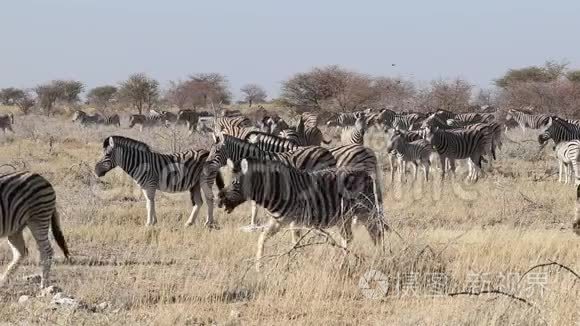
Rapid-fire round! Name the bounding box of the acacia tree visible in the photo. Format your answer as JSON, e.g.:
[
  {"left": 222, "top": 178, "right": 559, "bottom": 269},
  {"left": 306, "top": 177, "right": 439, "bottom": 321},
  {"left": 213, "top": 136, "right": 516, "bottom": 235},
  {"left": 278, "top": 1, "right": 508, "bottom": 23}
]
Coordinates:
[
  {"left": 424, "top": 78, "right": 472, "bottom": 112},
  {"left": 87, "top": 85, "right": 117, "bottom": 109},
  {"left": 117, "top": 73, "right": 159, "bottom": 114},
  {"left": 240, "top": 84, "right": 267, "bottom": 107},
  {"left": 0, "top": 87, "right": 35, "bottom": 114},
  {"left": 281, "top": 65, "right": 379, "bottom": 112},
  {"left": 166, "top": 73, "right": 231, "bottom": 109},
  {"left": 34, "top": 82, "right": 63, "bottom": 115}
]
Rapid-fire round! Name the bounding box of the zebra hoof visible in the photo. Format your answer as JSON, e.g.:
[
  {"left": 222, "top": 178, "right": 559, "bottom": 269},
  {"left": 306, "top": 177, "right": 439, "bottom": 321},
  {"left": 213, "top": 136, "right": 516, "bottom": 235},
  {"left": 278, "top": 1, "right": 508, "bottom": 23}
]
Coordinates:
[
  {"left": 573, "top": 221, "right": 580, "bottom": 236},
  {"left": 204, "top": 222, "right": 221, "bottom": 230}
]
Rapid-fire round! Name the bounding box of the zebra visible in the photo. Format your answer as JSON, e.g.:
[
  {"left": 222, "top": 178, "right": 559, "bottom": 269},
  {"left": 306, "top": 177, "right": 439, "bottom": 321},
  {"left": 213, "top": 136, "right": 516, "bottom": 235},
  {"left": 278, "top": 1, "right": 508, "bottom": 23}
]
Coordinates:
[
  {"left": 283, "top": 117, "right": 330, "bottom": 146},
  {"left": 217, "top": 158, "right": 387, "bottom": 270},
  {"left": 94, "top": 136, "right": 224, "bottom": 227},
  {"left": 216, "top": 116, "right": 255, "bottom": 138},
  {"left": 553, "top": 140, "right": 580, "bottom": 185},
  {"left": 425, "top": 126, "right": 492, "bottom": 182},
  {"left": 206, "top": 132, "right": 337, "bottom": 228},
  {"left": 72, "top": 110, "right": 120, "bottom": 127},
  {"left": 72, "top": 110, "right": 102, "bottom": 126},
  {"left": 301, "top": 112, "right": 319, "bottom": 128},
  {"left": 386, "top": 133, "right": 433, "bottom": 183},
  {"left": 0, "top": 171, "right": 69, "bottom": 288},
  {"left": 538, "top": 117, "right": 580, "bottom": 150},
  {"left": 128, "top": 114, "right": 164, "bottom": 131},
  {"left": 505, "top": 108, "right": 550, "bottom": 134},
  {"left": 176, "top": 110, "right": 199, "bottom": 131},
  {"left": 244, "top": 130, "right": 383, "bottom": 215},
  {"left": 341, "top": 112, "right": 367, "bottom": 145},
  {"left": 245, "top": 131, "right": 300, "bottom": 152},
  {"left": 0, "top": 113, "right": 14, "bottom": 133},
  {"left": 150, "top": 110, "right": 178, "bottom": 127}
]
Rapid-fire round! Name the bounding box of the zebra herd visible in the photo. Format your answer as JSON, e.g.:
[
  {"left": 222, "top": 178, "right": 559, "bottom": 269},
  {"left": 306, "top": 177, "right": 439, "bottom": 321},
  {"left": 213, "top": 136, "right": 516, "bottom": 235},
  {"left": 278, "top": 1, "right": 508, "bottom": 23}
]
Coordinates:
[{"left": 3, "top": 106, "right": 580, "bottom": 287}]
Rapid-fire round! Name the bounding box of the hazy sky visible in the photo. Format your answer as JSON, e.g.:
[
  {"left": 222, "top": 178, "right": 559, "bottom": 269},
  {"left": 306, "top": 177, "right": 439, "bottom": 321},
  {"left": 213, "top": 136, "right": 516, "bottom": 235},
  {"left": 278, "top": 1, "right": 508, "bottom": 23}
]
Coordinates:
[{"left": 1, "top": 0, "right": 579, "bottom": 99}]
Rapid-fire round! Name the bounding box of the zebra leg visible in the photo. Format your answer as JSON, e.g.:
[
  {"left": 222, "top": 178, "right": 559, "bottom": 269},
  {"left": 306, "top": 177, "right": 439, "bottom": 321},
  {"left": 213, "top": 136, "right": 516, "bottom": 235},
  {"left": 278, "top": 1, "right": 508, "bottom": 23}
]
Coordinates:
[
  {"left": 250, "top": 201, "right": 260, "bottom": 227},
  {"left": 256, "top": 218, "right": 281, "bottom": 272},
  {"left": 423, "top": 160, "right": 430, "bottom": 182},
  {"left": 338, "top": 219, "right": 353, "bottom": 248},
  {"left": 200, "top": 178, "right": 218, "bottom": 228},
  {"left": 574, "top": 185, "right": 580, "bottom": 236},
  {"left": 185, "top": 184, "right": 203, "bottom": 226},
  {"left": 143, "top": 188, "right": 157, "bottom": 226},
  {"left": 28, "top": 221, "right": 54, "bottom": 289},
  {"left": 399, "top": 159, "right": 405, "bottom": 183},
  {"left": 412, "top": 162, "right": 419, "bottom": 183},
  {"left": 290, "top": 221, "right": 301, "bottom": 245},
  {"left": 559, "top": 160, "right": 564, "bottom": 183},
  {"left": 0, "top": 231, "right": 27, "bottom": 287},
  {"left": 439, "top": 156, "right": 447, "bottom": 180}
]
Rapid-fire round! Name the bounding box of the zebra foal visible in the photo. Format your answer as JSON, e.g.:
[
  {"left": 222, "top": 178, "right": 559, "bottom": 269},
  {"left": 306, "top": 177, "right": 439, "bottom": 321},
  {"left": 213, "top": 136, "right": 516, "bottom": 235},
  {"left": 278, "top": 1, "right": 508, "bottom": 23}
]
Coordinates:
[
  {"left": 386, "top": 133, "right": 433, "bottom": 183},
  {"left": 554, "top": 140, "right": 580, "bottom": 185},
  {"left": 94, "top": 136, "right": 223, "bottom": 227},
  {"left": 0, "top": 171, "right": 69, "bottom": 288},
  {"left": 217, "top": 158, "right": 387, "bottom": 270}
]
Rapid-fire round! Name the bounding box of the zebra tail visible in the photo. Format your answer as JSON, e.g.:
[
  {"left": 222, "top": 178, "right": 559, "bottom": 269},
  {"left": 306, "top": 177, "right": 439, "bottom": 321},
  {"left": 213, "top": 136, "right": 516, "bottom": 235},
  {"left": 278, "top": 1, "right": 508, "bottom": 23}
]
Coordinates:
[
  {"left": 51, "top": 210, "right": 70, "bottom": 259},
  {"left": 215, "top": 170, "right": 225, "bottom": 190}
]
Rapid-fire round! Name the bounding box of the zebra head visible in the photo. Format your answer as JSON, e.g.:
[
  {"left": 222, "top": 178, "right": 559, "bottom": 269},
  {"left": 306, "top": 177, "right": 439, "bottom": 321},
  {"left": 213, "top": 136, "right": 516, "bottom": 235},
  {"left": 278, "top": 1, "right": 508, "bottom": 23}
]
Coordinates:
[
  {"left": 71, "top": 110, "right": 85, "bottom": 122},
  {"left": 537, "top": 117, "right": 555, "bottom": 148},
  {"left": 207, "top": 132, "right": 228, "bottom": 171},
  {"left": 217, "top": 158, "right": 251, "bottom": 214},
  {"left": 95, "top": 137, "right": 118, "bottom": 177}
]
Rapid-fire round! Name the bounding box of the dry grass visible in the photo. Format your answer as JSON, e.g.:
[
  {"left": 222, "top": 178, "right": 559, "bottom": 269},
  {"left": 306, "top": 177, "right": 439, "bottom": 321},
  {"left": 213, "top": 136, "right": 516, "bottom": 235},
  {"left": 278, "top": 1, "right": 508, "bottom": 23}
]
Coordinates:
[{"left": 0, "top": 108, "right": 579, "bottom": 325}]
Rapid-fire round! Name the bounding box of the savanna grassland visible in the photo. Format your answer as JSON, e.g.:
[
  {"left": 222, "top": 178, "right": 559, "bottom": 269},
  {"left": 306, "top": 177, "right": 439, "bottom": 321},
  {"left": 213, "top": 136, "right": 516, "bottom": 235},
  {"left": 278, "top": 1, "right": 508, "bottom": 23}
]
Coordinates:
[{"left": 0, "top": 106, "right": 578, "bottom": 325}]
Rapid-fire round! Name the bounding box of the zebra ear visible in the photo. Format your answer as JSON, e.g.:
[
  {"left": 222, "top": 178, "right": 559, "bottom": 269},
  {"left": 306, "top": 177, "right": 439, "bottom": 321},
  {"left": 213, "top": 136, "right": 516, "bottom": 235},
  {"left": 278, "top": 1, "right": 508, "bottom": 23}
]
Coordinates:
[
  {"left": 108, "top": 136, "right": 115, "bottom": 148},
  {"left": 226, "top": 159, "right": 235, "bottom": 170},
  {"left": 240, "top": 159, "right": 249, "bottom": 174}
]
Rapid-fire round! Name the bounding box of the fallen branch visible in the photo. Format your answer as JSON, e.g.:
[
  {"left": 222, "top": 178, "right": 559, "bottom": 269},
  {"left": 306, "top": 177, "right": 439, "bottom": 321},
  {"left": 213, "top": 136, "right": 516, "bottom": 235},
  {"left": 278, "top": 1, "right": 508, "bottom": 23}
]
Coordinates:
[
  {"left": 518, "top": 261, "right": 580, "bottom": 286},
  {"left": 448, "top": 289, "right": 534, "bottom": 309}
]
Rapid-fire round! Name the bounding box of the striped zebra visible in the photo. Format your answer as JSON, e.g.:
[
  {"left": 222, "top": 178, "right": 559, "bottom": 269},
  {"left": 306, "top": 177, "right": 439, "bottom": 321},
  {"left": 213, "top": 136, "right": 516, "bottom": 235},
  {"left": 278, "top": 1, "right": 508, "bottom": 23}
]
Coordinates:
[
  {"left": 386, "top": 133, "right": 433, "bottom": 183},
  {"left": 0, "top": 113, "right": 14, "bottom": 133},
  {"left": 206, "top": 133, "right": 337, "bottom": 228},
  {"left": 538, "top": 117, "right": 580, "bottom": 149},
  {"left": 506, "top": 108, "right": 550, "bottom": 134},
  {"left": 72, "top": 110, "right": 120, "bottom": 127},
  {"left": 0, "top": 171, "right": 69, "bottom": 288},
  {"left": 553, "top": 140, "right": 580, "bottom": 185},
  {"left": 341, "top": 112, "right": 367, "bottom": 145},
  {"left": 244, "top": 130, "right": 382, "bottom": 214},
  {"left": 435, "top": 110, "right": 493, "bottom": 124},
  {"left": 425, "top": 126, "right": 492, "bottom": 182},
  {"left": 128, "top": 114, "right": 164, "bottom": 131},
  {"left": 327, "top": 110, "right": 373, "bottom": 127},
  {"left": 282, "top": 117, "right": 330, "bottom": 146},
  {"left": 94, "top": 136, "right": 224, "bottom": 227},
  {"left": 301, "top": 112, "right": 319, "bottom": 128},
  {"left": 245, "top": 131, "right": 300, "bottom": 152},
  {"left": 217, "top": 158, "right": 386, "bottom": 270},
  {"left": 266, "top": 116, "right": 290, "bottom": 135},
  {"left": 216, "top": 116, "right": 255, "bottom": 138}
]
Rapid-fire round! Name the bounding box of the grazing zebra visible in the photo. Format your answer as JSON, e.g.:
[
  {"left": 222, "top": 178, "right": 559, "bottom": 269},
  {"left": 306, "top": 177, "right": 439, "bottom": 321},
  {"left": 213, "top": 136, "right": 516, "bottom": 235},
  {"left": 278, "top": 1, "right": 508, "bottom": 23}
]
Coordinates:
[
  {"left": 386, "top": 133, "right": 433, "bottom": 183},
  {"left": 505, "top": 108, "right": 550, "bottom": 134},
  {"left": 425, "top": 126, "right": 492, "bottom": 182},
  {"left": 94, "top": 136, "right": 224, "bottom": 227},
  {"left": 265, "top": 116, "right": 290, "bottom": 135},
  {"left": 176, "top": 110, "right": 199, "bottom": 131},
  {"left": 0, "top": 171, "right": 69, "bottom": 288},
  {"left": 0, "top": 113, "right": 14, "bottom": 133},
  {"left": 128, "top": 114, "right": 164, "bottom": 131},
  {"left": 150, "top": 110, "right": 178, "bottom": 126},
  {"left": 217, "top": 158, "right": 387, "bottom": 270},
  {"left": 206, "top": 133, "right": 337, "bottom": 228},
  {"left": 341, "top": 112, "right": 367, "bottom": 145},
  {"left": 538, "top": 117, "right": 580, "bottom": 149},
  {"left": 553, "top": 140, "right": 580, "bottom": 185}
]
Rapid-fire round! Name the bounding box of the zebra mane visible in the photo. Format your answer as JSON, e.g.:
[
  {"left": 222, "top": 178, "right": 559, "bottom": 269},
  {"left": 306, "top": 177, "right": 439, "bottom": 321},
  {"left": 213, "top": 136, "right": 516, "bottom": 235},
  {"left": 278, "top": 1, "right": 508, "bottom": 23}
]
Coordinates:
[{"left": 104, "top": 136, "right": 151, "bottom": 152}]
